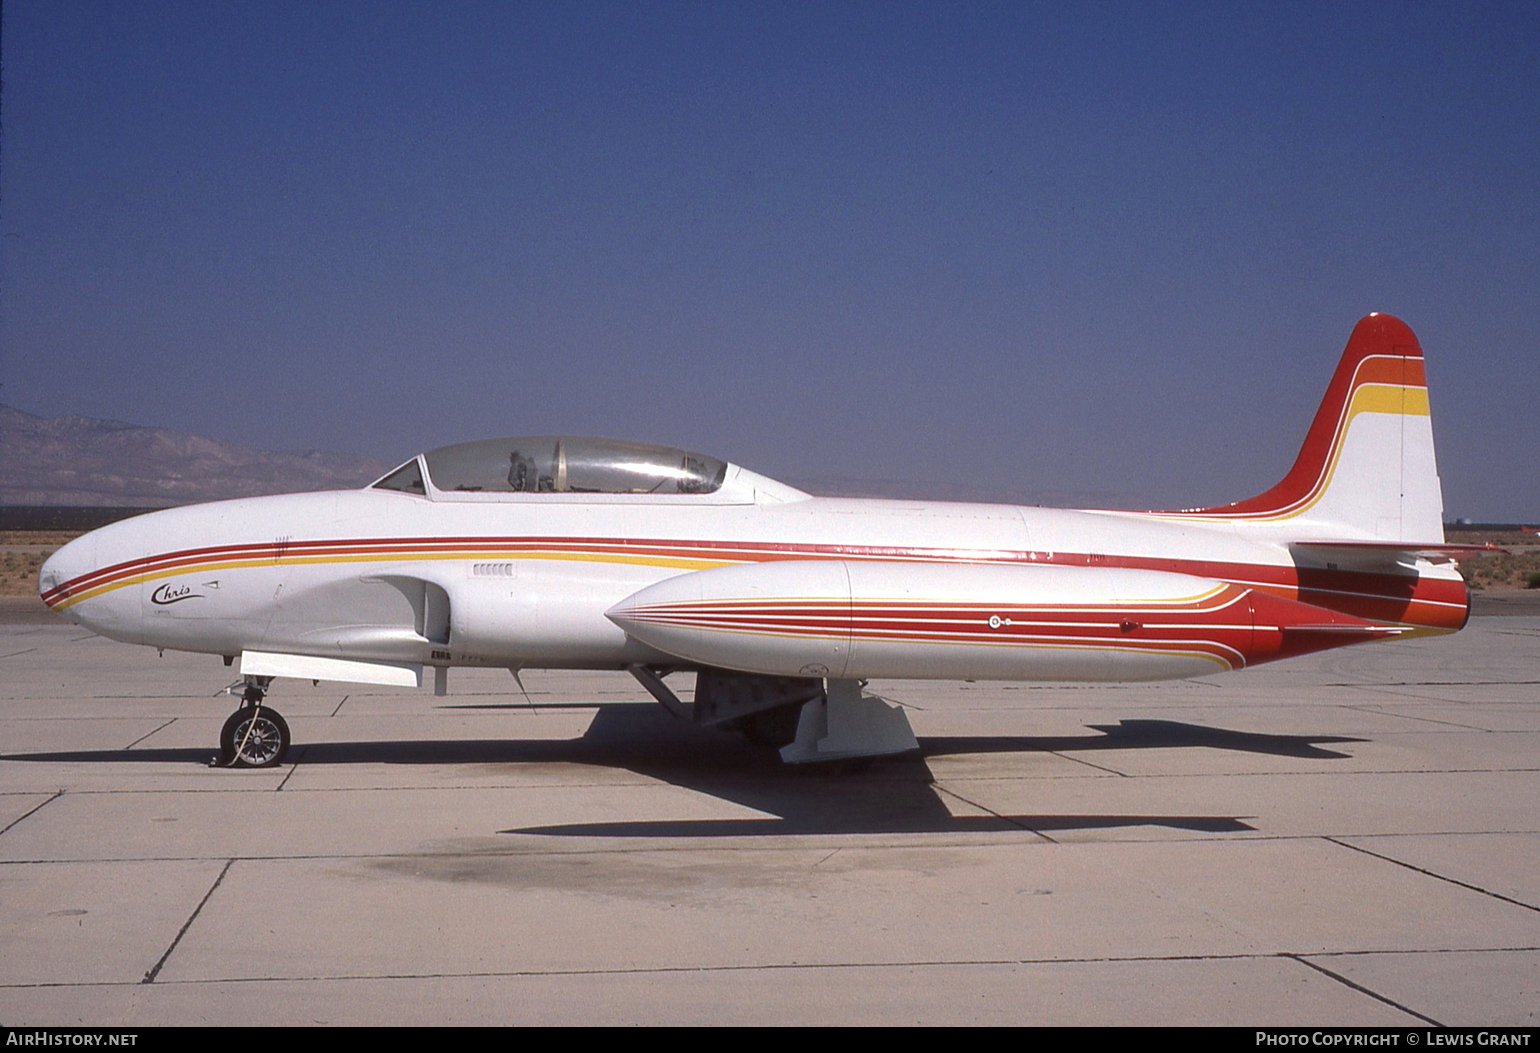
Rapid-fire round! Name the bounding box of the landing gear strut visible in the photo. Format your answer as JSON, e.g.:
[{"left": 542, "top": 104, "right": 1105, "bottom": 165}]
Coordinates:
[{"left": 213, "top": 677, "right": 290, "bottom": 768}]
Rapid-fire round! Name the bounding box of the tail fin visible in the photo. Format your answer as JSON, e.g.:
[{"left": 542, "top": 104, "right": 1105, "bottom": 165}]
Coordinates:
[{"left": 1180, "top": 313, "right": 1445, "bottom": 542}]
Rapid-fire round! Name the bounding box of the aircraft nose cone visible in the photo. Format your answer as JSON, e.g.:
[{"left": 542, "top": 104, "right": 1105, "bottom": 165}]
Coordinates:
[{"left": 38, "top": 533, "right": 98, "bottom": 624}]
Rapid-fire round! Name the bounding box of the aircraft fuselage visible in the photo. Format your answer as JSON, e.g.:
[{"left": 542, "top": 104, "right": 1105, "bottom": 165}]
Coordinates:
[{"left": 40, "top": 484, "right": 1465, "bottom": 683}]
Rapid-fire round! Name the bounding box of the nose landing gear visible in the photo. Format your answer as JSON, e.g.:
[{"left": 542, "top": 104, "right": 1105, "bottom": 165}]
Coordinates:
[{"left": 213, "top": 678, "right": 290, "bottom": 768}]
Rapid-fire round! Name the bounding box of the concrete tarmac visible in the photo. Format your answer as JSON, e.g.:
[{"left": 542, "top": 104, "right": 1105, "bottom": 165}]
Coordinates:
[{"left": 1, "top": 606, "right": 1537, "bottom": 1025}]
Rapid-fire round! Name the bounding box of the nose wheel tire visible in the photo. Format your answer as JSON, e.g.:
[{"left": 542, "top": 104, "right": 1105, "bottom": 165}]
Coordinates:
[{"left": 219, "top": 707, "right": 290, "bottom": 768}]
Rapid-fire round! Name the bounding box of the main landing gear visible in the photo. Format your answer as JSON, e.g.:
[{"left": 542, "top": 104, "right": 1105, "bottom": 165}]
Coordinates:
[
  {"left": 212, "top": 677, "right": 291, "bottom": 768},
  {"left": 627, "top": 665, "right": 918, "bottom": 764}
]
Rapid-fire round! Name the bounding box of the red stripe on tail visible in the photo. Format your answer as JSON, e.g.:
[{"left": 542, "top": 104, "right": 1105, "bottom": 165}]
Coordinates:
[{"left": 1180, "top": 313, "right": 1424, "bottom": 518}]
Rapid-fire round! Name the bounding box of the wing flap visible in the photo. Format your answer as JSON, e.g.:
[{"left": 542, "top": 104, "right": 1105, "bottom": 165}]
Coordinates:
[{"left": 239, "top": 650, "right": 423, "bottom": 687}]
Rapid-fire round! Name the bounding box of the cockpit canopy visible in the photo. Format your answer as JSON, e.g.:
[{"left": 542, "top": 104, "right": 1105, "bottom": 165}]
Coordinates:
[{"left": 373, "top": 436, "right": 729, "bottom": 497}]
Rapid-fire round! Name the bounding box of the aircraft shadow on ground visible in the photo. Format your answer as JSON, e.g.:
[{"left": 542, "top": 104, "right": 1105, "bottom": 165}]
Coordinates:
[{"left": 2, "top": 707, "right": 1366, "bottom": 838}]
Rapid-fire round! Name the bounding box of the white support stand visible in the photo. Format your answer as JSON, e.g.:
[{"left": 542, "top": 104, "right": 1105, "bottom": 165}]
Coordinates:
[{"left": 779, "top": 679, "right": 918, "bottom": 764}]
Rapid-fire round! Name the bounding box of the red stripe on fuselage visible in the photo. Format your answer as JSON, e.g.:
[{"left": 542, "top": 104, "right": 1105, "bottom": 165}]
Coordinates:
[{"left": 46, "top": 534, "right": 1465, "bottom": 631}]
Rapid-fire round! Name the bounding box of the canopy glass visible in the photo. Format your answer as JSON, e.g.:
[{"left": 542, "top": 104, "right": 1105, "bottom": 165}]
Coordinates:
[{"left": 376, "top": 436, "right": 728, "bottom": 496}]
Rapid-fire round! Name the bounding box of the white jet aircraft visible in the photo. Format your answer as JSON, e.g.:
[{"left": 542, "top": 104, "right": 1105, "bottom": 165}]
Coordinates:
[{"left": 39, "top": 314, "right": 1485, "bottom": 768}]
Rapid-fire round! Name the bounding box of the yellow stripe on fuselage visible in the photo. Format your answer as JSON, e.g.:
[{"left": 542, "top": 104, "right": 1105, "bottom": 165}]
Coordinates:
[{"left": 51, "top": 549, "right": 740, "bottom": 610}]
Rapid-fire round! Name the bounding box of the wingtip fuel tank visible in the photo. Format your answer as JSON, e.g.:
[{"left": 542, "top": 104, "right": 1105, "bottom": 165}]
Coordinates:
[{"left": 608, "top": 559, "right": 1393, "bottom": 683}]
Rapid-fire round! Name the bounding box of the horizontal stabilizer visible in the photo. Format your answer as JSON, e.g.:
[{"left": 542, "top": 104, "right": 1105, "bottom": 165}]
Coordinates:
[
  {"left": 1291, "top": 539, "right": 1504, "bottom": 576},
  {"left": 1292, "top": 540, "right": 1505, "bottom": 558}
]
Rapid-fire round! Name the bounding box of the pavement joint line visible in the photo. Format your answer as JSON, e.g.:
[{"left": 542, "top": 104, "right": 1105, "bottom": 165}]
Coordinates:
[
  {"left": 1338, "top": 704, "right": 1497, "bottom": 730},
  {"left": 0, "top": 648, "right": 39, "bottom": 660},
  {"left": 0, "top": 767, "right": 1535, "bottom": 798},
  {"left": 1045, "top": 750, "right": 1130, "bottom": 777},
  {"left": 1325, "top": 837, "right": 1540, "bottom": 914},
  {"left": 90, "top": 694, "right": 219, "bottom": 700},
  {"left": 1339, "top": 829, "right": 1540, "bottom": 841},
  {"left": 14, "top": 832, "right": 1260, "bottom": 865},
  {"left": 0, "top": 786, "right": 289, "bottom": 798},
  {"left": 124, "top": 718, "right": 178, "bottom": 750},
  {"left": 0, "top": 780, "right": 670, "bottom": 796},
  {"left": 7, "top": 946, "right": 1540, "bottom": 989},
  {"left": 1305, "top": 944, "right": 1540, "bottom": 958},
  {"left": 919, "top": 765, "right": 1540, "bottom": 780},
  {"left": 0, "top": 697, "right": 228, "bottom": 704},
  {"left": 0, "top": 714, "right": 200, "bottom": 719},
  {"left": 142, "top": 858, "right": 235, "bottom": 985},
  {"left": 6, "top": 830, "right": 1540, "bottom": 867},
  {"left": 1366, "top": 688, "right": 1511, "bottom": 707},
  {"left": 1285, "top": 954, "right": 1443, "bottom": 1026},
  {"left": 917, "top": 784, "right": 1059, "bottom": 842},
  {"left": 275, "top": 747, "right": 306, "bottom": 791},
  {"left": 0, "top": 789, "right": 64, "bottom": 838},
  {"left": 1328, "top": 680, "right": 1540, "bottom": 687},
  {"left": 0, "top": 823, "right": 1534, "bottom": 858}
]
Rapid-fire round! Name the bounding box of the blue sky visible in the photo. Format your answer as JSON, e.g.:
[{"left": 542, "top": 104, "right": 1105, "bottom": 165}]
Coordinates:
[{"left": 3, "top": 2, "right": 1536, "bottom": 518}]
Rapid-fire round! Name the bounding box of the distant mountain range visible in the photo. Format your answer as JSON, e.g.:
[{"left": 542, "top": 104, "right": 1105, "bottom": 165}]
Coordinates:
[
  {"left": 0, "top": 405, "right": 394, "bottom": 507},
  {"left": 2, "top": 404, "right": 1152, "bottom": 511}
]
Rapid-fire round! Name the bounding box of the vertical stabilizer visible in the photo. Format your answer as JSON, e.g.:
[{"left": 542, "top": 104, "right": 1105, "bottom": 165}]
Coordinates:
[{"left": 1180, "top": 314, "right": 1444, "bottom": 542}]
